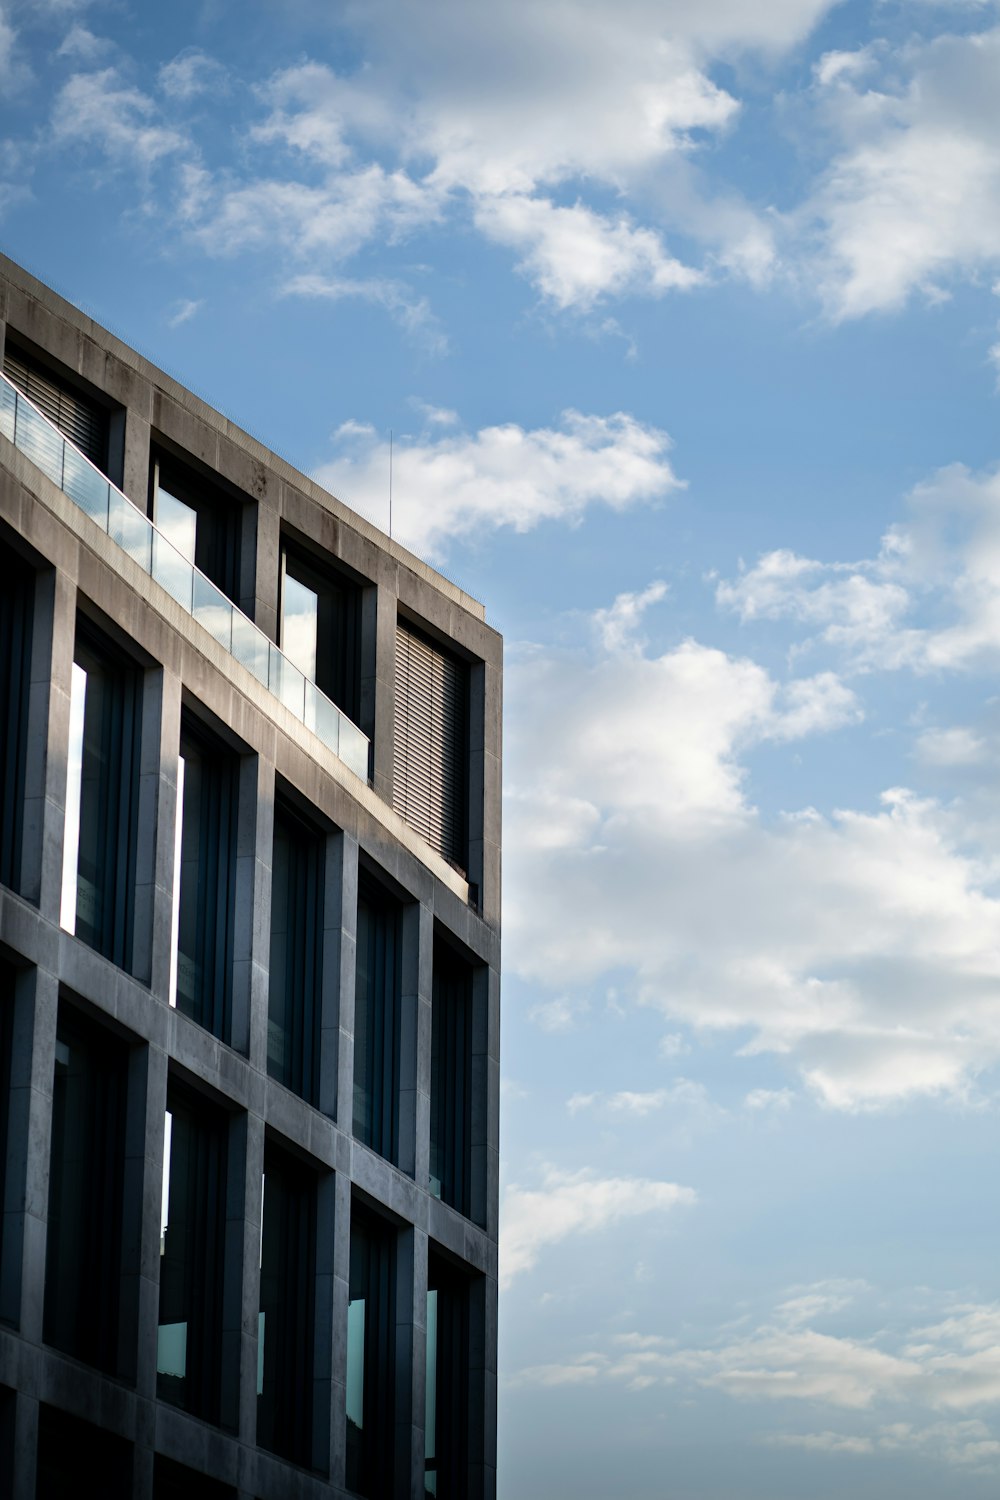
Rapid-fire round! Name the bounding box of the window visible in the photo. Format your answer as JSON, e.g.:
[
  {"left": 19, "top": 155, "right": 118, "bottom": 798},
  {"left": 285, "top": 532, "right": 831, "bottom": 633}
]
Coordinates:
[
  {"left": 353, "top": 877, "right": 401, "bottom": 1164},
  {"left": 268, "top": 799, "right": 324, "bottom": 1103},
  {"left": 430, "top": 942, "right": 474, "bottom": 1218},
  {"left": 3, "top": 342, "right": 110, "bottom": 474},
  {"left": 43, "top": 1006, "right": 129, "bottom": 1374},
  {"left": 393, "top": 621, "right": 468, "bottom": 871},
  {"left": 171, "top": 717, "right": 239, "bottom": 1040},
  {"left": 61, "top": 621, "right": 142, "bottom": 970},
  {"left": 280, "top": 544, "right": 362, "bottom": 725},
  {"left": 0, "top": 541, "right": 33, "bottom": 894},
  {"left": 151, "top": 452, "right": 244, "bottom": 607},
  {"left": 36, "top": 1405, "right": 131, "bottom": 1499},
  {"left": 157, "top": 1086, "right": 228, "bottom": 1425},
  {"left": 425, "top": 1255, "right": 472, "bottom": 1500},
  {"left": 346, "top": 1209, "right": 396, "bottom": 1497},
  {"left": 257, "top": 1143, "right": 317, "bottom": 1468}
]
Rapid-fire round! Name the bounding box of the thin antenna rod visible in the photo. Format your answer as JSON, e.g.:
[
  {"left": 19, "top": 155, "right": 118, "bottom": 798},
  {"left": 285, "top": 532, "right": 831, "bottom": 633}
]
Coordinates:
[{"left": 389, "top": 429, "right": 393, "bottom": 541}]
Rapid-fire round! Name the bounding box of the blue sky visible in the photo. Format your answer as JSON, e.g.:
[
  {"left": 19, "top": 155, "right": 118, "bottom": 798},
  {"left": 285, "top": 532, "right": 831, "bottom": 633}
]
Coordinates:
[{"left": 5, "top": 0, "right": 1000, "bottom": 1493}]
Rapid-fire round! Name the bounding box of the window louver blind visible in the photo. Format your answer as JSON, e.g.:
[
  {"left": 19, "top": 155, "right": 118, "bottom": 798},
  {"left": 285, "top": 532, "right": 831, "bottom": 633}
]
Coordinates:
[
  {"left": 393, "top": 621, "right": 468, "bottom": 870},
  {"left": 3, "top": 346, "right": 108, "bottom": 471}
]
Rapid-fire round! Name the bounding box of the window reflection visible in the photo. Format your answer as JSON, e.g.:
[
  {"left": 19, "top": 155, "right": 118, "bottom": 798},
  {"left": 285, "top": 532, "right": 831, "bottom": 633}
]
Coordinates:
[{"left": 346, "top": 1212, "right": 395, "bottom": 1497}]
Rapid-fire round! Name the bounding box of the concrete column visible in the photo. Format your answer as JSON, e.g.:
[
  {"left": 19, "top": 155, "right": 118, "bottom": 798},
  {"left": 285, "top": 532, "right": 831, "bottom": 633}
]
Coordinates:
[
  {"left": 334, "top": 835, "right": 359, "bottom": 1135},
  {"left": 230, "top": 752, "right": 264, "bottom": 1059},
  {"left": 398, "top": 901, "right": 431, "bottom": 1182},
  {"left": 15, "top": 964, "right": 57, "bottom": 1344},
  {"left": 0, "top": 967, "right": 48, "bottom": 1330},
  {"left": 311, "top": 1166, "right": 338, "bottom": 1478},
  {"left": 253, "top": 504, "right": 281, "bottom": 644},
  {"left": 371, "top": 583, "right": 397, "bottom": 801},
  {"left": 18, "top": 566, "right": 57, "bottom": 907},
  {"left": 121, "top": 410, "right": 150, "bottom": 510},
  {"left": 118, "top": 1042, "right": 153, "bottom": 1386},
  {"left": 471, "top": 964, "right": 500, "bottom": 1239},
  {"left": 468, "top": 1273, "right": 498, "bottom": 1500},
  {"left": 394, "top": 1224, "right": 423, "bottom": 1500},
  {"left": 245, "top": 758, "right": 275, "bottom": 1076},
  {"left": 35, "top": 569, "right": 76, "bottom": 927},
  {"left": 133, "top": 667, "right": 179, "bottom": 996},
  {"left": 233, "top": 1108, "right": 264, "bottom": 1449},
  {"left": 321, "top": 831, "right": 357, "bottom": 1124},
  {"left": 9, "top": 1391, "right": 38, "bottom": 1500},
  {"left": 134, "top": 1046, "right": 168, "bottom": 1403},
  {"left": 327, "top": 1170, "right": 353, "bottom": 1491}
]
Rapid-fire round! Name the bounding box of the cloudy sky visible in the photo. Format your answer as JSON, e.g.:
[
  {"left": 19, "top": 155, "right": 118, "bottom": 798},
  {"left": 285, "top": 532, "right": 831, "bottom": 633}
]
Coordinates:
[{"left": 5, "top": 0, "right": 1000, "bottom": 1493}]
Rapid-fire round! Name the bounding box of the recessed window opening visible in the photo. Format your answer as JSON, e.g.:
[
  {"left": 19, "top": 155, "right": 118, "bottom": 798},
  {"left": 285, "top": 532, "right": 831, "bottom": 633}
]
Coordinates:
[
  {"left": 346, "top": 1208, "right": 396, "bottom": 1498},
  {"left": 43, "top": 1006, "right": 128, "bottom": 1374},
  {"left": 430, "top": 942, "right": 474, "bottom": 1218},
  {"left": 0, "top": 543, "right": 33, "bottom": 894},
  {"left": 3, "top": 341, "right": 110, "bottom": 475},
  {"left": 280, "top": 544, "right": 362, "bottom": 726},
  {"left": 151, "top": 452, "right": 243, "bottom": 607},
  {"left": 157, "top": 1086, "right": 228, "bottom": 1424},
  {"left": 268, "top": 798, "right": 325, "bottom": 1104},
  {"left": 353, "top": 876, "right": 402, "bottom": 1164},
  {"left": 425, "top": 1254, "right": 471, "bottom": 1500},
  {"left": 393, "top": 619, "right": 469, "bottom": 872},
  {"left": 170, "top": 716, "right": 239, "bottom": 1040},
  {"left": 257, "top": 1143, "right": 317, "bottom": 1468},
  {"left": 61, "top": 622, "right": 142, "bottom": 970}
]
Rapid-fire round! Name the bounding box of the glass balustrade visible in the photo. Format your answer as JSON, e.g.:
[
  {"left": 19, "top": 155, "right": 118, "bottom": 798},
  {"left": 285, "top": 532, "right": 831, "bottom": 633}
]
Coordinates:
[{"left": 0, "top": 371, "right": 371, "bottom": 782}]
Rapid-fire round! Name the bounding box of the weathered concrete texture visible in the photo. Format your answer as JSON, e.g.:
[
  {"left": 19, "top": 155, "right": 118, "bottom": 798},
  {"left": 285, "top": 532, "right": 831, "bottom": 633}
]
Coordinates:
[{"left": 0, "top": 254, "right": 501, "bottom": 1500}]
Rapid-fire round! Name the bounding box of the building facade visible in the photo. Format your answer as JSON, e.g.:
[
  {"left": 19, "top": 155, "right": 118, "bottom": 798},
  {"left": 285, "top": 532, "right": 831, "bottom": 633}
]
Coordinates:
[{"left": 0, "top": 255, "right": 501, "bottom": 1499}]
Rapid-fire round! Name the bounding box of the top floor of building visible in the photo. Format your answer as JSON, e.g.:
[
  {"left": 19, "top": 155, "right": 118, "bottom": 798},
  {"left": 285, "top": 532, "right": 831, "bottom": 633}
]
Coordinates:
[{"left": 0, "top": 253, "right": 502, "bottom": 928}]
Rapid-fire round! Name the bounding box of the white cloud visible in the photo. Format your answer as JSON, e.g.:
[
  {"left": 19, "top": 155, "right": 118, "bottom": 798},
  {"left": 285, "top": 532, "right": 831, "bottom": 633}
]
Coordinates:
[
  {"left": 916, "top": 726, "right": 988, "bottom": 766},
  {"left": 166, "top": 298, "right": 203, "bottom": 329},
  {"left": 473, "top": 194, "right": 702, "bottom": 310},
  {"left": 55, "top": 24, "right": 111, "bottom": 63},
  {"left": 718, "top": 463, "right": 1000, "bottom": 676},
  {"left": 158, "top": 48, "right": 226, "bottom": 102},
  {"left": 801, "top": 27, "right": 1000, "bottom": 317},
  {"left": 195, "top": 165, "right": 443, "bottom": 262},
  {"left": 593, "top": 581, "right": 669, "bottom": 654},
  {"left": 766, "top": 1430, "right": 874, "bottom": 1454},
  {"left": 513, "top": 1286, "right": 1000, "bottom": 1456},
  {"left": 282, "top": 272, "right": 446, "bottom": 353},
  {"left": 51, "top": 69, "right": 188, "bottom": 169},
  {"left": 567, "top": 1083, "right": 704, "bottom": 1117},
  {"left": 500, "top": 1166, "right": 696, "bottom": 1287},
  {"left": 745, "top": 1087, "right": 795, "bottom": 1111},
  {"left": 312, "top": 410, "right": 682, "bottom": 561},
  {"left": 505, "top": 571, "right": 1000, "bottom": 1109}
]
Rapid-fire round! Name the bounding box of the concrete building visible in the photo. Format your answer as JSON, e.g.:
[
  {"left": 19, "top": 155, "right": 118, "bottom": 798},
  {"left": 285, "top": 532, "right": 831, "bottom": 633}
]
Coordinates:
[{"left": 0, "top": 254, "right": 500, "bottom": 1499}]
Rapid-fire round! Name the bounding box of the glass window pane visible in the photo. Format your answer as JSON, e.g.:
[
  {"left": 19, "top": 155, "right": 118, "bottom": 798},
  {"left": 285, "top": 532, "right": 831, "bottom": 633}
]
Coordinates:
[
  {"left": 268, "top": 803, "right": 323, "bottom": 1102},
  {"left": 257, "top": 1147, "right": 316, "bottom": 1466},
  {"left": 281, "top": 570, "right": 318, "bottom": 682},
  {"left": 43, "top": 1009, "right": 128, "bottom": 1374},
  {"left": 157, "top": 1090, "right": 227, "bottom": 1425}
]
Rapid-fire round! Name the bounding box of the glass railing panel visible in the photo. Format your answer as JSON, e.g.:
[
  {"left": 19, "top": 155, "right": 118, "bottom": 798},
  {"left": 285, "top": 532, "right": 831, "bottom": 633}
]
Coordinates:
[
  {"left": 0, "top": 379, "right": 15, "bottom": 443},
  {"left": 304, "top": 679, "right": 340, "bottom": 758},
  {"left": 1, "top": 372, "right": 371, "bottom": 786},
  {"left": 108, "top": 486, "right": 153, "bottom": 570},
  {"left": 152, "top": 530, "right": 195, "bottom": 612},
  {"left": 340, "top": 718, "right": 371, "bottom": 782},
  {"left": 63, "top": 445, "right": 111, "bottom": 528},
  {"left": 269, "top": 643, "right": 306, "bottom": 719},
  {"left": 192, "top": 571, "right": 233, "bottom": 652},
  {"left": 16, "top": 399, "right": 64, "bottom": 487},
  {"left": 231, "top": 611, "right": 270, "bottom": 686}
]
